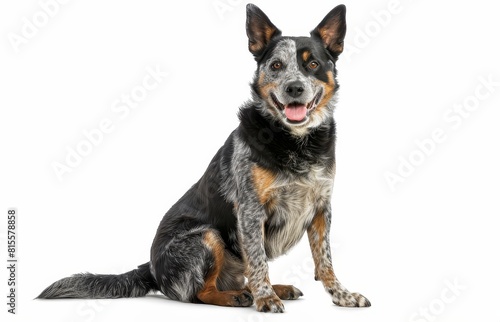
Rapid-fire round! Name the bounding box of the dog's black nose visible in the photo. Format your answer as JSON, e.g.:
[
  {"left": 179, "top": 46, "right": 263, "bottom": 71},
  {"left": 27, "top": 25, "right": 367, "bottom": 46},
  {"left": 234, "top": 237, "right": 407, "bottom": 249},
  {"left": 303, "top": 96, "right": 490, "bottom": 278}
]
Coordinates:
[{"left": 285, "top": 81, "right": 304, "bottom": 98}]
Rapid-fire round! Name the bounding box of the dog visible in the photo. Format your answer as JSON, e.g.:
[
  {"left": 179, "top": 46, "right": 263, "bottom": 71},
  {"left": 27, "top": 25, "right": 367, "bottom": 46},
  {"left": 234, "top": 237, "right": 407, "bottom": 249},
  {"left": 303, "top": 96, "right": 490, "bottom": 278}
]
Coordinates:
[{"left": 38, "top": 3, "right": 370, "bottom": 312}]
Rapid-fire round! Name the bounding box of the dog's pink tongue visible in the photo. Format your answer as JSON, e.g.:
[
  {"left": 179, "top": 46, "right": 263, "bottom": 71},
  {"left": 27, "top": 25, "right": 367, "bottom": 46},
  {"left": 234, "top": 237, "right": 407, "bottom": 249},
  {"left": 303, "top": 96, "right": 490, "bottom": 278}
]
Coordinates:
[{"left": 285, "top": 104, "right": 307, "bottom": 121}]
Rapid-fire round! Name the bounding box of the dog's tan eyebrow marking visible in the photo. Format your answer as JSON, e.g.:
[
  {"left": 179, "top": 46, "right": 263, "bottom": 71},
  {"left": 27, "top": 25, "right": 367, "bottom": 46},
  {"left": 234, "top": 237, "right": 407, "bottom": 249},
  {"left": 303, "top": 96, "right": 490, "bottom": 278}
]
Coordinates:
[
  {"left": 252, "top": 165, "right": 276, "bottom": 205},
  {"left": 302, "top": 50, "right": 311, "bottom": 62}
]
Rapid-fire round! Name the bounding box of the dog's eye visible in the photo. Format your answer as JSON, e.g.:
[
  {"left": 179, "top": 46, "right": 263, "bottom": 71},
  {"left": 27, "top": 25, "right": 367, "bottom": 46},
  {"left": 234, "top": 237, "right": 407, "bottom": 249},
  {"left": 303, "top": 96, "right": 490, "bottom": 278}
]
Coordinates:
[
  {"left": 309, "top": 61, "right": 319, "bottom": 70},
  {"left": 271, "top": 61, "right": 282, "bottom": 71}
]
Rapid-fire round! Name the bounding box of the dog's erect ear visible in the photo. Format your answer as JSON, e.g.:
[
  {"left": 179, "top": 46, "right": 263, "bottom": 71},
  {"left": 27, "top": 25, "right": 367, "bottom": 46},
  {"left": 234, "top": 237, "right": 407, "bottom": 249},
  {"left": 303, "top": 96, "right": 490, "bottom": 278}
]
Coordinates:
[
  {"left": 311, "top": 4, "right": 347, "bottom": 58},
  {"left": 246, "top": 4, "right": 282, "bottom": 58}
]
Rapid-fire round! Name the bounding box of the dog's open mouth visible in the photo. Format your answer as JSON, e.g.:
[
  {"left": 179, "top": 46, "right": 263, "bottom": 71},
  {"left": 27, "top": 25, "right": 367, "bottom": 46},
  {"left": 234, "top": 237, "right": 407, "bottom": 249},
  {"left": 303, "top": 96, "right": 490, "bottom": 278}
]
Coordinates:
[{"left": 271, "top": 90, "right": 322, "bottom": 123}]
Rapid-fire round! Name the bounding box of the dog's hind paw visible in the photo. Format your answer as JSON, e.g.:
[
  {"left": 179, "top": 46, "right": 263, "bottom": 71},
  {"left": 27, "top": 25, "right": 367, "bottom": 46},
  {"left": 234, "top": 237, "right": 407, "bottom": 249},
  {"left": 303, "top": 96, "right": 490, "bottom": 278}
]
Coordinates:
[
  {"left": 232, "top": 290, "right": 254, "bottom": 307},
  {"left": 272, "top": 284, "right": 303, "bottom": 300}
]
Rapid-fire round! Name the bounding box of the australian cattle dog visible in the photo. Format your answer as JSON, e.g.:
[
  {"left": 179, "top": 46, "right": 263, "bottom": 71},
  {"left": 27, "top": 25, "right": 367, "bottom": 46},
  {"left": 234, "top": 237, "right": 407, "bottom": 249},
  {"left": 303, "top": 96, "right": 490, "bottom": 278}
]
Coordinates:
[{"left": 39, "top": 3, "right": 371, "bottom": 313}]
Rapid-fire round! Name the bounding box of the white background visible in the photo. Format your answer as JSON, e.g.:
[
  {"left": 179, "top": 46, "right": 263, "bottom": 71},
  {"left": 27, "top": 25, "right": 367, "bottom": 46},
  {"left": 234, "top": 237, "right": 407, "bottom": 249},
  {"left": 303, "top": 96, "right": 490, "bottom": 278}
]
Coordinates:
[{"left": 1, "top": 0, "right": 500, "bottom": 321}]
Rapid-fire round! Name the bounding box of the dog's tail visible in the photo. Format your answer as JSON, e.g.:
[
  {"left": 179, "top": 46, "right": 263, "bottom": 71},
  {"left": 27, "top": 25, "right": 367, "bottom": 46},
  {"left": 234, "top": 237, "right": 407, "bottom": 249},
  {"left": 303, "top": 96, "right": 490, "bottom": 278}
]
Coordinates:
[{"left": 37, "top": 262, "right": 158, "bottom": 299}]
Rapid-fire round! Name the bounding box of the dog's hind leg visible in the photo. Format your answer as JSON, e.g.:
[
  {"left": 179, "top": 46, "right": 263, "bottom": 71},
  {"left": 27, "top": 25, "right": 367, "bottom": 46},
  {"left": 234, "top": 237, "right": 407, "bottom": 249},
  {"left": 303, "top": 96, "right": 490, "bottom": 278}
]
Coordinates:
[
  {"left": 196, "top": 230, "right": 254, "bottom": 307},
  {"left": 152, "top": 228, "right": 252, "bottom": 307},
  {"left": 151, "top": 227, "right": 210, "bottom": 302}
]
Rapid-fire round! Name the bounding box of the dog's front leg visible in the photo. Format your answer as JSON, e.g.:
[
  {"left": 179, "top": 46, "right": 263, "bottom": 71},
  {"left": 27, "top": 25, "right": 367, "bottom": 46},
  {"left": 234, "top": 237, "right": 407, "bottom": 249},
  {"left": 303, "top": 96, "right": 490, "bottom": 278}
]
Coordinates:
[
  {"left": 237, "top": 203, "right": 284, "bottom": 313},
  {"left": 307, "top": 205, "right": 371, "bottom": 307}
]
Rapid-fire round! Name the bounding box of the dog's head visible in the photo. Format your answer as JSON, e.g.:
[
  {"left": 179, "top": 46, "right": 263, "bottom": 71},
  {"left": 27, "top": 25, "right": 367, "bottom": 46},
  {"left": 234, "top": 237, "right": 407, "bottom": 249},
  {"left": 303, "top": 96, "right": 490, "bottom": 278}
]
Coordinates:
[{"left": 247, "top": 4, "right": 346, "bottom": 136}]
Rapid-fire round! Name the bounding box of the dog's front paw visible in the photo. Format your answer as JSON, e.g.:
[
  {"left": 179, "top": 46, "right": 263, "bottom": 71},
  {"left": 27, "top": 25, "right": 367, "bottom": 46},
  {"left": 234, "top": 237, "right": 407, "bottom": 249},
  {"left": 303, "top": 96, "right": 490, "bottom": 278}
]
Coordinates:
[
  {"left": 332, "top": 291, "right": 371, "bottom": 307},
  {"left": 255, "top": 294, "right": 285, "bottom": 313}
]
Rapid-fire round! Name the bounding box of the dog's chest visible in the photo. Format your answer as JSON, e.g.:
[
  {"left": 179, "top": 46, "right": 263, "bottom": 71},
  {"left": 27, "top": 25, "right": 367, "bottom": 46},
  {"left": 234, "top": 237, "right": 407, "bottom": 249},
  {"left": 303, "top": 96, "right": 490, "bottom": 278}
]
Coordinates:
[{"left": 263, "top": 166, "right": 333, "bottom": 259}]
